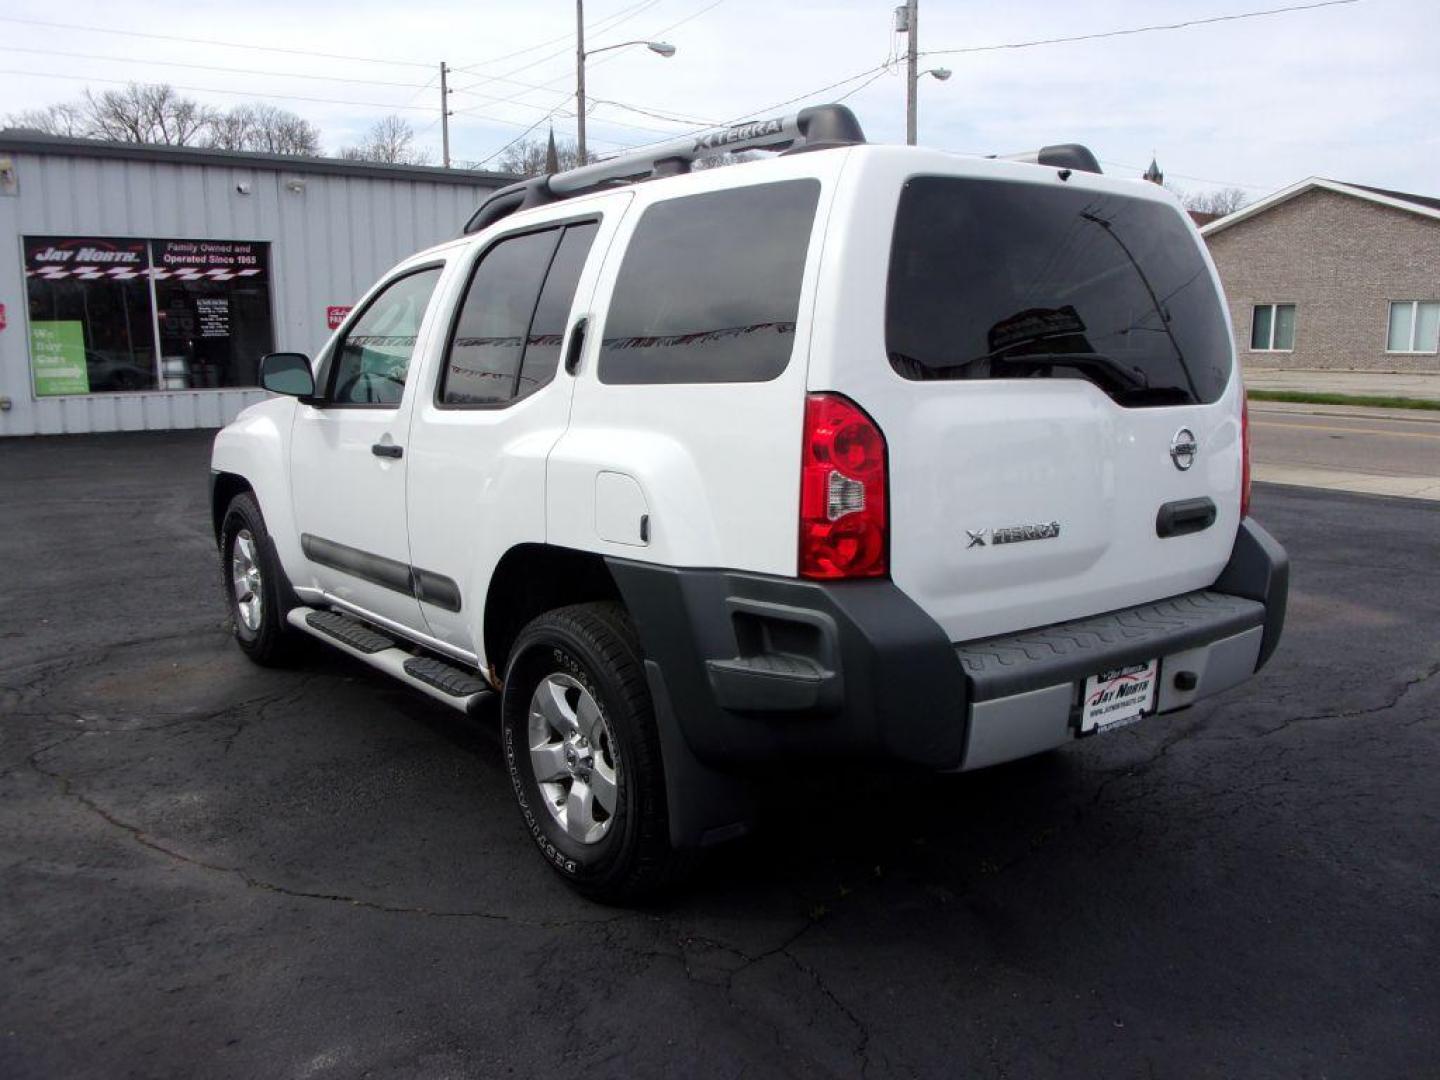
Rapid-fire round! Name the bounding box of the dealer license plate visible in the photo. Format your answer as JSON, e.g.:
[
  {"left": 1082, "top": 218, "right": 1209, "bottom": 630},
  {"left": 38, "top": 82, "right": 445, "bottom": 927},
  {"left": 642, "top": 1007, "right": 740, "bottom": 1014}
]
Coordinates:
[{"left": 1081, "top": 661, "right": 1159, "bottom": 733}]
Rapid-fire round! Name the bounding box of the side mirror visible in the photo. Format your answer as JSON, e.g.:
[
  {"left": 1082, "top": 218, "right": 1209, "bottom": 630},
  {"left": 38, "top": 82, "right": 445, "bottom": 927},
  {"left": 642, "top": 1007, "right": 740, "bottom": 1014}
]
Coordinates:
[{"left": 259, "top": 352, "right": 315, "bottom": 398}]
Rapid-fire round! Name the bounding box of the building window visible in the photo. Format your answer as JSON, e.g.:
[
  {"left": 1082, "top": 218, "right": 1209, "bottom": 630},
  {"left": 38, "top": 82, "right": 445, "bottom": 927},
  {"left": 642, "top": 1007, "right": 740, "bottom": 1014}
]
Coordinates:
[
  {"left": 1386, "top": 301, "right": 1440, "bottom": 354},
  {"left": 1250, "top": 303, "right": 1296, "bottom": 352},
  {"left": 24, "top": 236, "right": 274, "bottom": 396}
]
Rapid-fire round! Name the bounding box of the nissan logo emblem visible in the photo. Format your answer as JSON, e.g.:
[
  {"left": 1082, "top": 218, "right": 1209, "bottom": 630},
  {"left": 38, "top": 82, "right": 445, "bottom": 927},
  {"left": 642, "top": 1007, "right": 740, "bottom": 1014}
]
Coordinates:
[{"left": 1170, "top": 428, "right": 1198, "bottom": 471}]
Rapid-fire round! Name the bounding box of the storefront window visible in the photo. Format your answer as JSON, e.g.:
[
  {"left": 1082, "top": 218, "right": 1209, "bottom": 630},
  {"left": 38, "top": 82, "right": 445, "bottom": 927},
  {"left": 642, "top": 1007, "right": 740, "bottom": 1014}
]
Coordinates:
[
  {"left": 25, "top": 236, "right": 156, "bottom": 394},
  {"left": 152, "top": 240, "right": 273, "bottom": 390},
  {"left": 24, "top": 236, "right": 274, "bottom": 396}
]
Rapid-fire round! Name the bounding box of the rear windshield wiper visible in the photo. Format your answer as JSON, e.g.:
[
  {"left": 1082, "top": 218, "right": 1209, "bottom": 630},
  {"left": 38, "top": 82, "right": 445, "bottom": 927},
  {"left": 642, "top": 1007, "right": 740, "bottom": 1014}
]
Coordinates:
[{"left": 991, "top": 351, "right": 1150, "bottom": 391}]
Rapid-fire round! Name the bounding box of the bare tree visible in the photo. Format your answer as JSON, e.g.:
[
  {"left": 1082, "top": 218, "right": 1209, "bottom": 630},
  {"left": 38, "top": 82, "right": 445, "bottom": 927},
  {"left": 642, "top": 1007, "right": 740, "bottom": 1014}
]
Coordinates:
[
  {"left": 207, "top": 104, "right": 321, "bottom": 156},
  {"left": 83, "top": 83, "right": 215, "bottom": 146},
  {"left": 5, "top": 102, "right": 88, "bottom": 137},
  {"left": 490, "top": 136, "right": 593, "bottom": 178},
  {"left": 1184, "top": 187, "right": 1250, "bottom": 217},
  {"left": 341, "top": 115, "right": 431, "bottom": 165}
]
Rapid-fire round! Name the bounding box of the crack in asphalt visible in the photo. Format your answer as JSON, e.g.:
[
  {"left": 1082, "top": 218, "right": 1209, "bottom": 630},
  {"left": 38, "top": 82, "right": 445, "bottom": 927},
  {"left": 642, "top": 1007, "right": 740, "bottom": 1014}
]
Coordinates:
[
  {"left": 1249, "top": 658, "right": 1440, "bottom": 737},
  {"left": 22, "top": 720, "right": 621, "bottom": 931}
]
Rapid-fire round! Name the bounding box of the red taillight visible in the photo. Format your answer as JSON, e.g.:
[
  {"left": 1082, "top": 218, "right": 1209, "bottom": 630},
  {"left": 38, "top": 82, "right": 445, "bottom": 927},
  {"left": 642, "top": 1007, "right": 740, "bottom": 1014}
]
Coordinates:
[
  {"left": 799, "top": 393, "right": 888, "bottom": 579},
  {"left": 1240, "top": 393, "right": 1252, "bottom": 518}
]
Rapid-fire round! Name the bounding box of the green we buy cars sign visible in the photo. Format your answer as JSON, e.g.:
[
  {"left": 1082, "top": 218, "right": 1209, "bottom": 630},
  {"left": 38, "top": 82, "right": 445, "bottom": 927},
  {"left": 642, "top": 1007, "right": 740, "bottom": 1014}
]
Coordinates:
[{"left": 29, "top": 321, "right": 90, "bottom": 396}]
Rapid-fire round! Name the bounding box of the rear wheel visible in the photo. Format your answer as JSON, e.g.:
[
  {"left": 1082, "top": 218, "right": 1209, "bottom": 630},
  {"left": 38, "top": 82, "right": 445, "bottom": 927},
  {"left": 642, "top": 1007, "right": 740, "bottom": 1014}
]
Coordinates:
[
  {"left": 220, "top": 492, "right": 303, "bottom": 666},
  {"left": 501, "top": 602, "right": 686, "bottom": 903}
]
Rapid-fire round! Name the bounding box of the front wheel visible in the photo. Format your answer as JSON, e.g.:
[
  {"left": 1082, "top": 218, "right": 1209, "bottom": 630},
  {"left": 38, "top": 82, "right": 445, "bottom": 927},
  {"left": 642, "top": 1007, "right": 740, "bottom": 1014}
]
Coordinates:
[
  {"left": 501, "top": 602, "right": 687, "bottom": 903},
  {"left": 219, "top": 492, "right": 303, "bottom": 666}
]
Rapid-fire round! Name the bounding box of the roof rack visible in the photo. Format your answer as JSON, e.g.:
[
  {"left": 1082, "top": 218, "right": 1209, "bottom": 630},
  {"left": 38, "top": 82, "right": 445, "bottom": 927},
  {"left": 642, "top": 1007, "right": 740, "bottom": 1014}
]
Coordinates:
[
  {"left": 463, "top": 103, "right": 866, "bottom": 234},
  {"left": 990, "top": 144, "right": 1102, "bottom": 175}
]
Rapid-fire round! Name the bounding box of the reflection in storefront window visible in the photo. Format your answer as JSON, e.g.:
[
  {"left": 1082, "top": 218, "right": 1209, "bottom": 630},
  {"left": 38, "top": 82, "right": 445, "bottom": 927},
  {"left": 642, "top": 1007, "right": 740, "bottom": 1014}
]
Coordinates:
[
  {"left": 152, "top": 240, "right": 273, "bottom": 390},
  {"left": 25, "top": 237, "right": 156, "bottom": 395},
  {"left": 23, "top": 236, "right": 275, "bottom": 397}
]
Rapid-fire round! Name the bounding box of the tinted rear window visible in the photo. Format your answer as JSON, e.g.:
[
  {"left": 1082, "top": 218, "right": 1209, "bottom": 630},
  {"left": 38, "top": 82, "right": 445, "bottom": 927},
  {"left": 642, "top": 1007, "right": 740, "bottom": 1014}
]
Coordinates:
[
  {"left": 599, "top": 179, "right": 820, "bottom": 385},
  {"left": 887, "top": 177, "right": 1231, "bottom": 405}
]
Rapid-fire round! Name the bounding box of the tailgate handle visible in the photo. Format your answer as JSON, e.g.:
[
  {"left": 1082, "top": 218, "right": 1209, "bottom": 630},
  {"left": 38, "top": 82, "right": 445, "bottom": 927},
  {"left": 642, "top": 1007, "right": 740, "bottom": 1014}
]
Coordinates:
[{"left": 1156, "top": 497, "right": 1216, "bottom": 538}]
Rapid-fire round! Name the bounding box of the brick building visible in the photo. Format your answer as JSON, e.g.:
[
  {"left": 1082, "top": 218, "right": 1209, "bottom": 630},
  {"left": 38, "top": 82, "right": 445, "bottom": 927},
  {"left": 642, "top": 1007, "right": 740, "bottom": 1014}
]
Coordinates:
[{"left": 1201, "top": 179, "right": 1440, "bottom": 372}]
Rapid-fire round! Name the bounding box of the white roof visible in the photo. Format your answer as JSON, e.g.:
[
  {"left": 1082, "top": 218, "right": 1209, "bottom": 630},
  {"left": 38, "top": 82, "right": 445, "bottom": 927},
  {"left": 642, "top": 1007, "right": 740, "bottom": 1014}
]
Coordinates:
[{"left": 1200, "top": 176, "right": 1440, "bottom": 237}]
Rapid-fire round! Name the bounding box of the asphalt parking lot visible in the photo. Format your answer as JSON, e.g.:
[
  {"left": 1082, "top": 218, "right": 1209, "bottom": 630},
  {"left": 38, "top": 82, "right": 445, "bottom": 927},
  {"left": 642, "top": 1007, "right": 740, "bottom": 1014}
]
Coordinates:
[{"left": 2, "top": 431, "right": 1437, "bottom": 1079}]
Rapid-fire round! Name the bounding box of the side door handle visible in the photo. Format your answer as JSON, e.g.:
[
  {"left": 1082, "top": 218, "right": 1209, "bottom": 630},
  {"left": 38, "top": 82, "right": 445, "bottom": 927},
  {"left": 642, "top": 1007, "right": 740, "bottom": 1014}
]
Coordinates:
[
  {"left": 371, "top": 443, "right": 403, "bottom": 459},
  {"left": 564, "top": 316, "right": 588, "bottom": 375}
]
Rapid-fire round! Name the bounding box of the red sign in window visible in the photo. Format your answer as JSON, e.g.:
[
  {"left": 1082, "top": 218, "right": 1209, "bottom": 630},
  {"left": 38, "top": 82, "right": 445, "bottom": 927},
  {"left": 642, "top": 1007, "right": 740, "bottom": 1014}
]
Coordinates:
[
  {"left": 0, "top": 302, "right": 7, "bottom": 331},
  {"left": 326, "top": 305, "right": 352, "bottom": 330}
]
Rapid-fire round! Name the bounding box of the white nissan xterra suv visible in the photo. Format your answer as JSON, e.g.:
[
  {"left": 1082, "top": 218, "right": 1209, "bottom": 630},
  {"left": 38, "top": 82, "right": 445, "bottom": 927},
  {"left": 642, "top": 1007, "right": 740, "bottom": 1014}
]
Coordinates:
[{"left": 211, "top": 106, "right": 1288, "bottom": 901}]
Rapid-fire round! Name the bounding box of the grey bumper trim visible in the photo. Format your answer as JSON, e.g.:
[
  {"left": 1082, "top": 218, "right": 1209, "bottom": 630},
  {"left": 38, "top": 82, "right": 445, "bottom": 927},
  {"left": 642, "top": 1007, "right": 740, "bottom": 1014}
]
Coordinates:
[{"left": 960, "top": 624, "right": 1263, "bottom": 772}]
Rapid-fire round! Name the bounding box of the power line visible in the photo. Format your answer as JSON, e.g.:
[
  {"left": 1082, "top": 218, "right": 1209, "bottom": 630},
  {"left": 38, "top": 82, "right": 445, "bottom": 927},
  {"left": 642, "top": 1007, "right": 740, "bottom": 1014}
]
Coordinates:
[
  {"left": 1100, "top": 159, "right": 1268, "bottom": 192},
  {"left": 0, "top": 68, "right": 556, "bottom": 129},
  {"left": 920, "top": 0, "right": 1361, "bottom": 58},
  {"left": 0, "top": 15, "right": 436, "bottom": 69},
  {"left": 1, "top": 45, "right": 436, "bottom": 89},
  {"left": 450, "top": 0, "right": 661, "bottom": 76},
  {"left": 586, "top": 63, "right": 889, "bottom": 159},
  {"left": 590, "top": 98, "right": 723, "bottom": 127},
  {"left": 452, "top": 0, "right": 721, "bottom": 112},
  {"left": 834, "top": 66, "right": 895, "bottom": 105},
  {"left": 451, "top": 0, "right": 665, "bottom": 81}
]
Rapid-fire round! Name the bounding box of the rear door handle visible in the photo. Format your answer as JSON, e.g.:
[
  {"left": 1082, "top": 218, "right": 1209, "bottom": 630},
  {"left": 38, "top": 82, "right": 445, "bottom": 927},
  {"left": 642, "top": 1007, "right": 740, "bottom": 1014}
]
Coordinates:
[
  {"left": 1156, "top": 496, "right": 1216, "bottom": 538},
  {"left": 371, "top": 443, "right": 403, "bottom": 459},
  {"left": 564, "top": 316, "right": 588, "bottom": 375}
]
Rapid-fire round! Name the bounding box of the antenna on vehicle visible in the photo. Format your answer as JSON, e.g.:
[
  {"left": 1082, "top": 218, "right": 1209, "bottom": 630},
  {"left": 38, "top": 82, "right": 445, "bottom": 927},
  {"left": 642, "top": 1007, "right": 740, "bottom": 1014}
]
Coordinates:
[{"left": 463, "top": 104, "right": 867, "bottom": 235}]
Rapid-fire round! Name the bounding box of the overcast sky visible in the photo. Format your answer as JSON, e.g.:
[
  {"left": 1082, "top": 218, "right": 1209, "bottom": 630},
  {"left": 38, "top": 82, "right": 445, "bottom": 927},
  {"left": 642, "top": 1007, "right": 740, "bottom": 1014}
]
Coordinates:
[{"left": 2, "top": 0, "right": 1436, "bottom": 198}]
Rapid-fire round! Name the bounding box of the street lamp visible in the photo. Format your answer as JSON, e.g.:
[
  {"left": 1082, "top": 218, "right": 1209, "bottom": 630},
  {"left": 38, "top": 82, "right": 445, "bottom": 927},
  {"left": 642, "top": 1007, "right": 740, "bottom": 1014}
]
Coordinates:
[
  {"left": 575, "top": 1, "right": 677, "bottom": 161},
  {"left": 922, "top": 67, "right": 951, "bottom": 82}
]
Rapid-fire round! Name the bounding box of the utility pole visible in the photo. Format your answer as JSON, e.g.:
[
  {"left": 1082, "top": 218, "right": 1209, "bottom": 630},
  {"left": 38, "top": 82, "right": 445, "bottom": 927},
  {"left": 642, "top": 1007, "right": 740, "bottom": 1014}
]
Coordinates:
[
  {"left": 439, "top": 61, "right": 453, "bottom": 168},
  {"left": 575, "top": 0, "right": 588, "bottom": 163},
  {"left": 905, "top": 0, "right": 919, "bottom": 146}
]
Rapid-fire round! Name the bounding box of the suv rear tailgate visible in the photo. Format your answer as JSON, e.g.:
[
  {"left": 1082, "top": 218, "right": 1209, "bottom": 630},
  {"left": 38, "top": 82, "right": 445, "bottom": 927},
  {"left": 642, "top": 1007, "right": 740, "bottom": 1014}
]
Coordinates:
[{"left": 809, "top": 151, "right": 1242, "bottom": 643}]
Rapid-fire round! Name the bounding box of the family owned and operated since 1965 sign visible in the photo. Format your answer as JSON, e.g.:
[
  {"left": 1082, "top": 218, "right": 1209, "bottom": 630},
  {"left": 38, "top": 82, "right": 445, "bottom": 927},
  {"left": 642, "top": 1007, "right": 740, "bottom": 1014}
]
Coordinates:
[{"left": 151, "top": 240, "right": 267, "bottom": 281}]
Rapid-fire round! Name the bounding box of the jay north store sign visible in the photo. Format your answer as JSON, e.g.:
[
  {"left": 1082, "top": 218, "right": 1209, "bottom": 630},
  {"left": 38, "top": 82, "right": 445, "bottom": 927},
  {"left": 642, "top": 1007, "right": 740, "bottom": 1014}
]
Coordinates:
[{"left": 23, "top": 236, "right": 272, "bottom": 396}]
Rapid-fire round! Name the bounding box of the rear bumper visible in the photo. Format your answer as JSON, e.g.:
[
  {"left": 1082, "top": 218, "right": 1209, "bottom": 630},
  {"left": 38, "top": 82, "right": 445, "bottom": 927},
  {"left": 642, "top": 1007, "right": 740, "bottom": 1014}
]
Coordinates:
[{"left": 607, "top": 518, "right": 1288, "bottom": 843}]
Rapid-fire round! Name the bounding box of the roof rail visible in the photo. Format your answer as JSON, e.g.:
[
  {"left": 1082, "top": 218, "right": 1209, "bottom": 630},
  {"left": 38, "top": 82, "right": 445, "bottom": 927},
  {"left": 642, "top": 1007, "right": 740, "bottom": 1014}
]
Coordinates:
[
  {"left": 463, "top": 103, "right": 866, "bottom": 234},
  {"left": 990, "top": 144, "right": 1102, "bottom": 175}
]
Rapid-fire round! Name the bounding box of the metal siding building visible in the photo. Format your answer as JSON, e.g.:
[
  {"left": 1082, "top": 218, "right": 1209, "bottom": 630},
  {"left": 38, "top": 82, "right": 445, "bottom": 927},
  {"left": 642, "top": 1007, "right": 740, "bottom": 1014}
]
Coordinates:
[{"left": 0, "top": 133, "right": 511, "bottom": 436}]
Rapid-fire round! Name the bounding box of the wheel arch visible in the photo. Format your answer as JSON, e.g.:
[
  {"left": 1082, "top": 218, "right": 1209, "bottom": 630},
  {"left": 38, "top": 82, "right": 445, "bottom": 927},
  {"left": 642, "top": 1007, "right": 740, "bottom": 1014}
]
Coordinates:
[
  {"left": 211, "top": 471, "right": 254, "bottom": 542},
  {"left": 483, "top": 543, "right": 623, "bottom": 679}
]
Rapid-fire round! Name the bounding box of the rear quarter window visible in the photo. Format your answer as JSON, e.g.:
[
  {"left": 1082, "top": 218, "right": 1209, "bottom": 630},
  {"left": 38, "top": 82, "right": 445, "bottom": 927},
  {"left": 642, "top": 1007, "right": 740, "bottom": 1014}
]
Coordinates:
[
  {"left": 886, "top": 176, "right": 1232, "bottom": 406},
  {"left": 598, "top": 179, "right": 821, "bottom": 385}
]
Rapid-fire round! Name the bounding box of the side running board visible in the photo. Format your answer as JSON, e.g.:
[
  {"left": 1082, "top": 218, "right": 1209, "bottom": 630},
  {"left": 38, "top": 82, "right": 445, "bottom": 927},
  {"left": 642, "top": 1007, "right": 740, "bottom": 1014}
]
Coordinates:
[{"left": 288, "top": 606, "right": 493, "bottom": 715}]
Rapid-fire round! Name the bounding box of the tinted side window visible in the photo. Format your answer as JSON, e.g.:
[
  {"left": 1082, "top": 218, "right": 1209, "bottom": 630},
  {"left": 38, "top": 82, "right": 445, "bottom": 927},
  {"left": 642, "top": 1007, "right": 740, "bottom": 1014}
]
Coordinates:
[
  {"left": 518, "top": 222, "right": 599, "bottom": 397},
  {"left": 442, "top": 230, "right": 559, "bottom": 406},
  {"left": 598, "top": 179, "right": 821, "bottom": 385},
  {"left": 330, "top": 266, "right": 442, "bottom": 405}
]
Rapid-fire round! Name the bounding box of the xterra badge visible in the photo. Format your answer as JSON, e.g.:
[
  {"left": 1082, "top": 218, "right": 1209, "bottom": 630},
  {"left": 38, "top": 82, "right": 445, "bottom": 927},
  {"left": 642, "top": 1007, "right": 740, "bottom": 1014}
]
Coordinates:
[{"left": 967, "top": 522, "right": 1061, "bottom": 548}]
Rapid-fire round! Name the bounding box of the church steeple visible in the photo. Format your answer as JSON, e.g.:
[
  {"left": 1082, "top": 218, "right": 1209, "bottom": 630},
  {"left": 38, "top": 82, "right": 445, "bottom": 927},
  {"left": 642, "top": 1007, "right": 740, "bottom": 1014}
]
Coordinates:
[{"left": 1143, "top": 155, "right": 1164, "bottom": 185}]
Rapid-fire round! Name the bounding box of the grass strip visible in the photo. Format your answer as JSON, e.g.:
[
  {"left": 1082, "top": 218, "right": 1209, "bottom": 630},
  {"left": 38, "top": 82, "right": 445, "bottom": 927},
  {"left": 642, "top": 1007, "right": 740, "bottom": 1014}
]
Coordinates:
[{"left": 1247, "top": 389, "right": 1440, "bottom": 411}]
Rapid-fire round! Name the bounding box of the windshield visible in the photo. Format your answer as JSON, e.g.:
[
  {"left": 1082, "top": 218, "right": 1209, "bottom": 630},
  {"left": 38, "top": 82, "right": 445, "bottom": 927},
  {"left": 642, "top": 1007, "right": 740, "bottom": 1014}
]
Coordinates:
[{"left": 886, "top": 176, "right": 1232, "bottom": 405}]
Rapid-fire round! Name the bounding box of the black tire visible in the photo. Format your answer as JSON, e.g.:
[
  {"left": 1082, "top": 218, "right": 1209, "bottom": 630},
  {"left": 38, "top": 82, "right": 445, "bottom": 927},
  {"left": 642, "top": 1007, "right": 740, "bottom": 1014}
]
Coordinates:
[
  {"left": 219, "top": 492, "right": 304, "bottom": 666},
  {"left": 501, "top": 602, "right": 688, "bottom": 903}
]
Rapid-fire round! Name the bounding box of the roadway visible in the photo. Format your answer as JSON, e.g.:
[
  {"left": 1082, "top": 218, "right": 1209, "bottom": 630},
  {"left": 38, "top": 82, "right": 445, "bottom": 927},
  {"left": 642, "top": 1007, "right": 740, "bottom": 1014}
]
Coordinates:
[
  {"left": 1250, "top": 401, "right": 1440, "bottom": 500},
  {"left": 2, "top": 431, "right": 1437, "bottom": 1079}
]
